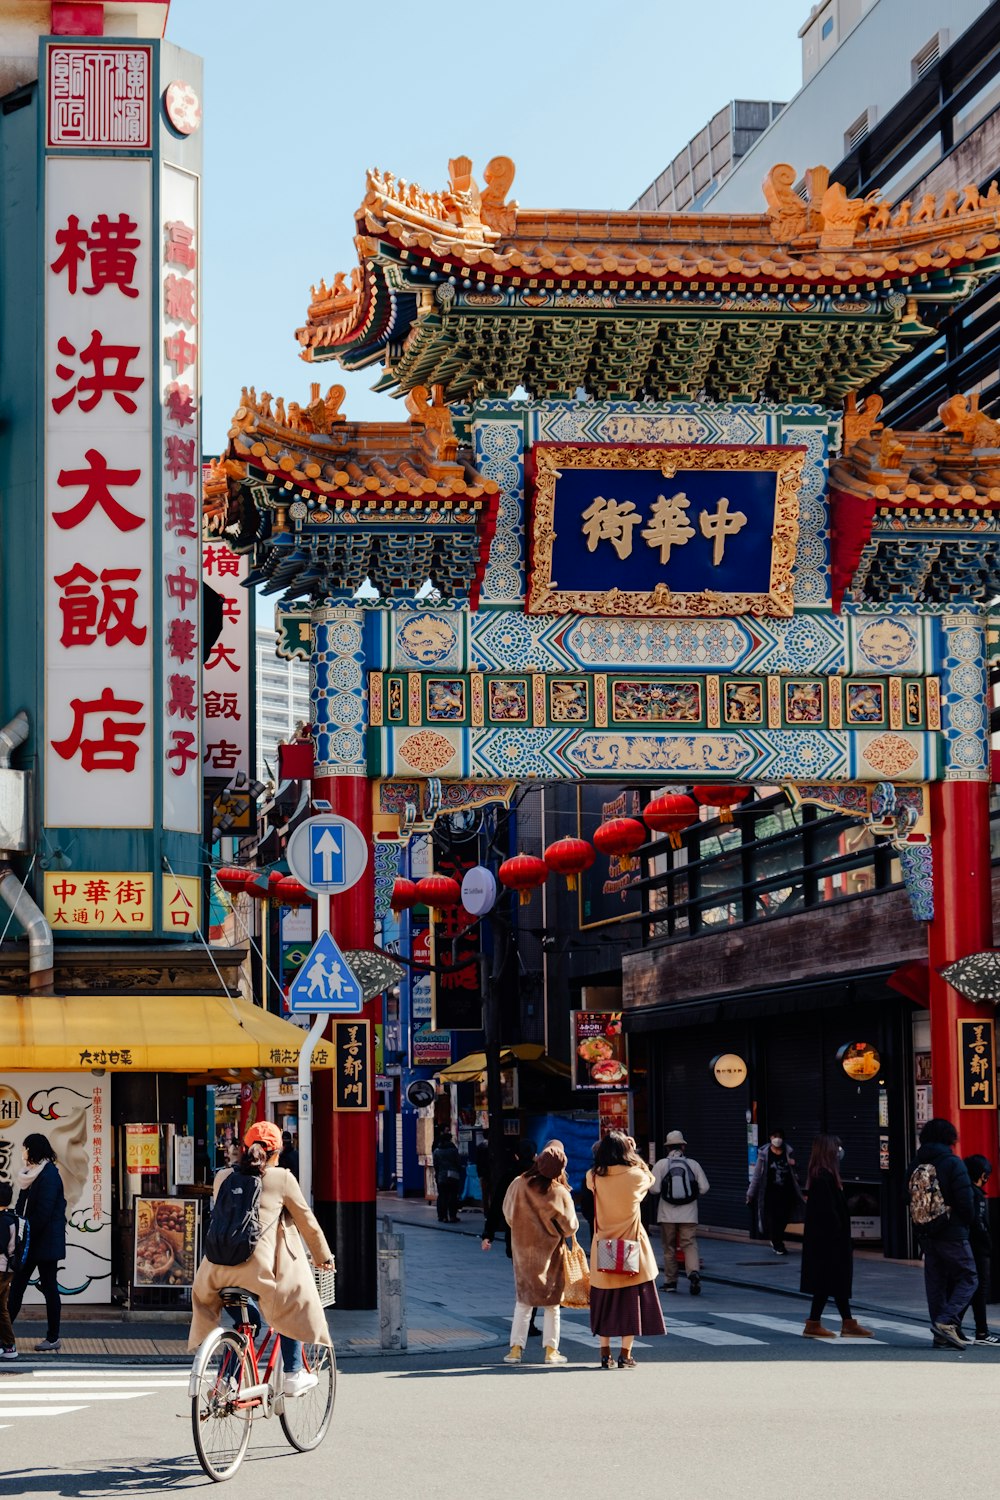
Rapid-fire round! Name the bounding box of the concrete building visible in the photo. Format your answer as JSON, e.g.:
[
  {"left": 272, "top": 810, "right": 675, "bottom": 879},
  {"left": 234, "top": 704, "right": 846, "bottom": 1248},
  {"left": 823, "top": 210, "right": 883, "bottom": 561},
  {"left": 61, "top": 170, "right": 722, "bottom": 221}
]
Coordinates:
[
  {"left": 255, "top": 625, "right": 310, "bottom": 782},
  {"left": 632, "top": 101, "right": 785, "bottom": 213}
]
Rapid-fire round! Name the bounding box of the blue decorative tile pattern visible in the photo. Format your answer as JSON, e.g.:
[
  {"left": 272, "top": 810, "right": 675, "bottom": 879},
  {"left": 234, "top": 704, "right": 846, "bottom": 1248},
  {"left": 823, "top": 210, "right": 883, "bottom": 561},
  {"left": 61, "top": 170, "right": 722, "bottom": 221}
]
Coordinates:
[
  {"left": 373, "top": 838, "right": 401, "bottom": 923},
  {"left": 311, "top": 607, "right": 367, "bottom": 775},
  {"left": 937, "top": 613, "right": 990, "bottom": 781},
  {"left": 899, "top": 843, "right": 934, "bottom": 921}
]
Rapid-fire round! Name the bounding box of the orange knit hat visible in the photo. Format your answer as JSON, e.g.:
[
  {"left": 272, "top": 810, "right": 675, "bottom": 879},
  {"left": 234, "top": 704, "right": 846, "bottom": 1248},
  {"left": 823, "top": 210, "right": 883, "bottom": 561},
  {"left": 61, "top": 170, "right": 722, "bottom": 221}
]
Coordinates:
[{"left": 243, "top": 1120, "right": 283, "bottom": 1155}]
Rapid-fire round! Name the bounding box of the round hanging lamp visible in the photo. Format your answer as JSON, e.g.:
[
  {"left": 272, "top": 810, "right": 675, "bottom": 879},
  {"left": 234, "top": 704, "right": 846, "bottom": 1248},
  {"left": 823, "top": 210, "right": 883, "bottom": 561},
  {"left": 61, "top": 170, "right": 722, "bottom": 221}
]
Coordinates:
[
  {"left": 274, "top": 876, "right": 312, "bottom": 908},
  {"left": 390, "top": 877, "right": 420, "bottom": 912},
  {"left": 416, "top": 874, "right": 462, "bottom": 909},
  {"left": 543, "top": 836, "right": 595, "bottom": 891},
  {"left": 498, "top": 853, "right": 549, "bottom": 905},
  {"left": 216, "top": 866, "right": 251, "bottom": 895},
  {"left": 690, "top": 785, "right": 752, "bottom": 823},
  {"left": 643, "top": 793, "right": 699, "bottom": 849},
  {"left": 592, "top": 817, "right": 647, "bottom": 857}
]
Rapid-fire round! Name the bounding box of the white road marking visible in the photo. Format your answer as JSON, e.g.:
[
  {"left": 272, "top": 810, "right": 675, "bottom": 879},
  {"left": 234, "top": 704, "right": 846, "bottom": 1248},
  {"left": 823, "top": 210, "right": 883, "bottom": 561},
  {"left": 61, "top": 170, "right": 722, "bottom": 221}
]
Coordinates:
[
  {"left": 0, "top": 1390, "right": 150, "bottom": 1402},
  {"left": 664, "top": 1318, "right": 765, "bottom": 1346},
  {"left": 0, "top": 1365, "right": 186, "bottom": 1428},
  {"left": 0, "top": 1405, "right": 85, "bottom": 1417},
  {"left": 714, "top": 1312, "right": 886, "bottom": 1344}
]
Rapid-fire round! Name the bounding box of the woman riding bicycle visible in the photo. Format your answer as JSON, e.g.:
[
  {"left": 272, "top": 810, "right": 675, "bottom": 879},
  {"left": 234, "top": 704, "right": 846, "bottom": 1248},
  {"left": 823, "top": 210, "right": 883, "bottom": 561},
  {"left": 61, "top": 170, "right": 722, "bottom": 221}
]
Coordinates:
[{"left": 188, "top": 1120, "right": 334, "bottom": 1397}]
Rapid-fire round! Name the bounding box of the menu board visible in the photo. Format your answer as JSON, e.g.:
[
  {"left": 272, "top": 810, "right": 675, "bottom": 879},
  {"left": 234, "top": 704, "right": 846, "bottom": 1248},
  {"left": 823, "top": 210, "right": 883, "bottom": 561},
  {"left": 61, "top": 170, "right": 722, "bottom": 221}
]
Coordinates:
[
  {"left": 134, "top": 1197, "right": 199, "bottom": 1287},
  {"left": 572, "top": 1011, "right": 629, "bottom": 1091}
]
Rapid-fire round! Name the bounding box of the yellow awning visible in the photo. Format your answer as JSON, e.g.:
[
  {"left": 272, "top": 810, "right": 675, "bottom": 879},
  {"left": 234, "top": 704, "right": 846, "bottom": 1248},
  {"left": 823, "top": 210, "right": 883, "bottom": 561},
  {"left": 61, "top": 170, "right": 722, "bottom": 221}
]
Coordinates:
[
  {"left": 436, "top": 1044, "right": 571, "bottom": 1084},
  {"left": 0, "top": 992, "right": 335, "bottom": 1072}
]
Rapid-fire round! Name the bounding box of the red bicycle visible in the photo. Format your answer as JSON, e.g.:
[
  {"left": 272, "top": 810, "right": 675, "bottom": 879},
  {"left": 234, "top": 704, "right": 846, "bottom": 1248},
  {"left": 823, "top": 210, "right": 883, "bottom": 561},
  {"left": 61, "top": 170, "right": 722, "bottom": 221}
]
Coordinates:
[{"left": 190, "top": 1287, "right": 336, "bottom": 1482}]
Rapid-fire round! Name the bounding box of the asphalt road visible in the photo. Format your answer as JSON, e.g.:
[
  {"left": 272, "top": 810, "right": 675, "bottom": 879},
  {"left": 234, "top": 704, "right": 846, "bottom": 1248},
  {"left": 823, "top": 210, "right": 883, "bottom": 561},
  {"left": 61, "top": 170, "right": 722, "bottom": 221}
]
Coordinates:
[{"left": 3, "top": 1280, "right": 998, "bottom": 1499}]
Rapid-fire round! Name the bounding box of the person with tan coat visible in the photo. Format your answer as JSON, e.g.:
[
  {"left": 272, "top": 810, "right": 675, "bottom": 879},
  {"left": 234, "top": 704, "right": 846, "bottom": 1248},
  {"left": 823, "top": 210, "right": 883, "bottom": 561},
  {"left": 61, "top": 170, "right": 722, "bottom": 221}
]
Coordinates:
[
  {"left": 586, "top": 1130, "right": 666, "bottom": 1368},
  {"left": 188, "top": 1121, "right": 334, "bottom": 1398},
  {"left": 500, "top": 1139, "right": 578, "bottom": 1366}
]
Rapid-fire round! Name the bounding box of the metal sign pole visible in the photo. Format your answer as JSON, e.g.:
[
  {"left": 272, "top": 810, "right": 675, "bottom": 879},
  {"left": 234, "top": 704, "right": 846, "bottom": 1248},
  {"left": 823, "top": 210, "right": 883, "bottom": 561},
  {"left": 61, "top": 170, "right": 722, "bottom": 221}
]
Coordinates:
[{"left": 298, "top": 892, "right": 331, "bottom": 1205}]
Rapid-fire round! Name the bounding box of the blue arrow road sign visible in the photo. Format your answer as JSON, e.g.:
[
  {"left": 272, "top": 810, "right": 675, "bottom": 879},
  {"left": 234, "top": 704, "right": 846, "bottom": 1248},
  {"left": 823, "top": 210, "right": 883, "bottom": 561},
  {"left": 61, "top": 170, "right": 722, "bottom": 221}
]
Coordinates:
[
  {"left": 287, "top": 931, "right": 364, "bottom": 1014},
  {"left": 309, "top": 824, "right": 344, "bottom": 888}
]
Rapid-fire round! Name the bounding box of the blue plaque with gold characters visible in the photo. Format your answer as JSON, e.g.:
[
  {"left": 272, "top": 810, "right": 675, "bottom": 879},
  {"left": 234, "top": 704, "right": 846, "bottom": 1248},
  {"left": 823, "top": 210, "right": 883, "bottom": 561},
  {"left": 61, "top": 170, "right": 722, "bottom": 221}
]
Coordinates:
[{"left": 526, "top": 443, "right": 805, "bottom": 617}]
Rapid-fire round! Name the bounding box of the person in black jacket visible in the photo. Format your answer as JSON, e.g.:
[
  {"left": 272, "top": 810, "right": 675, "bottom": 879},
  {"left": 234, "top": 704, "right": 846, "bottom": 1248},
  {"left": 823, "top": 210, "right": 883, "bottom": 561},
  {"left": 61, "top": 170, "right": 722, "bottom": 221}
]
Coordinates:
[
  {"left": 960, "top": 1154, "right": 998, "bottom": 1344},
  {"left": 799, "top": 1135, "right": 873, "bottom": 1339},
  {"left": 431, "top": 1134, "right": 464, "bottom": 1223},
  {"left": 7, "top": 1132, "right": 67, "bottom": 1353},
  {"left": 906, "top": 1117, "right": 977, "bottom": 1350}
]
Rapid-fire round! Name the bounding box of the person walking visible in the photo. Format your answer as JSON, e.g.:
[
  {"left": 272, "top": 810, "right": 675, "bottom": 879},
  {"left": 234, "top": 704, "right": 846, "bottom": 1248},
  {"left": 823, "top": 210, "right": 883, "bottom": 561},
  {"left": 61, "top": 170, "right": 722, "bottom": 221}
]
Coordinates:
[
  {"left": 0, "top": 1182, "right": 19, "bottom": 1360},
  {"left": 499, "top": 1139, "right": 578, "bottom": 1366},
  {"left": 432, "top": 1133, "right": 464, "bottom": 1223},
  {"left": 7, "top": 1132, "right": 66, "bottom": 1353},
  {"left": 960, "top": 1154, "right": 998, "bottom": 1344},
  {"left": 586, "top": 1131, "right": 665, "bottom": 1369},
  {"left": 906, "top": 1117, "right": 977, "bottom": 1350},
  {"left": 649, "top": 1130, "right": 709, "bottom": 1295},
  {"left": 189, "top": 1120, "right": 335, "bottom": 1397},
  {"left": 747, "top": 1127, "right": 804, "bottom": 1254},
  {"left": 799, "top": 1135, "right": 873, "bottom": 1339},
  {"left": 278, "top": 1130, "right": 299, "bottom": 1176},
  {"left": 483, "top": 1140, "right": 542, "bottom": 1337}
]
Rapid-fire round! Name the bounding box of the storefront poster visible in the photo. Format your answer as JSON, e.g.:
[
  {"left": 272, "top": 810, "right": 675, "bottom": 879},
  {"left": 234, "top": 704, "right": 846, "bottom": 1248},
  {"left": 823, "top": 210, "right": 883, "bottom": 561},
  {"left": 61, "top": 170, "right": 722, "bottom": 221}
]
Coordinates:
[
  {"left": 0, "top": 1073, "right": 111, "bottom": 1304},
  {"left": 572, "top": 1011, "right": 628, "bottom": 1090},
  {"left": 125, "top": 1122, "right": 161, "bottom": 1174},
  {"left": 598, "top": 1092, "right": 631, "bottom": 1137},
  {"left": 412, "top": 1026, "right": 452, "bottom": 1068},
  {"left": 134, "top": 1197, "right": 199, "bottom": 1286},
  {"left": 578, "top": 786, "right": 644, "bottom": 929}
]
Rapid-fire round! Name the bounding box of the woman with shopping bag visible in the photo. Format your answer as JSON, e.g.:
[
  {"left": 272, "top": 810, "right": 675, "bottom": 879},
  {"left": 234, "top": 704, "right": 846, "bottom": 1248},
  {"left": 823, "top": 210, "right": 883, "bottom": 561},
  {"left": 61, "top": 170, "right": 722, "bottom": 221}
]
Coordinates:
[
  {"left": 586, "top": 1131, "right": 666, "bottom": 1368},
  {"left": 499, "top": 1140, "right": 578, "bottom": 1366}
]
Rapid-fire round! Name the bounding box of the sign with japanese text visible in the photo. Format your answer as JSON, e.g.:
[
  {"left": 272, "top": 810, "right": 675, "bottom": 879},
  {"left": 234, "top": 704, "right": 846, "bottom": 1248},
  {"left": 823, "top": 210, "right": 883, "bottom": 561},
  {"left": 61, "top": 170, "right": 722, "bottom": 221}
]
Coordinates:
[
  {"left": 527, "top": 444, "right": 803, "bottom": 616},
  {"left": 160, "top": 166, "right": 201, "bottom": 830},
  {"left": 572, "top": 1012, "right": 628, "bottom": 1091},
  {"left": 125, "top": 1122, "right": 160, "bottom": 1174},
  {"left": 411, "top": 1027, "right": 452, "bottom": 1068},
  {"left": 44, "top": 870, "right": 154, "bottom": 931},
  {"left": 162, "top": 873, "right": 202, "bottom": 933},
  {"left": 598, "top": 1092, "right": 632, "bottom": 1138},
  {"left": 44, "top": 155, "right": 154, "bottom": 830},
  {"left": 958, "top": 1018, "right": 995, "bottom": 1109},
  {"left": 134, "top": 1196, "right": 199, "bottom": 1287},
  {"left": 0, "top": 1074, "right": 111, "bottom": 1304},
  {"left": 202, "top": 541, "right": 251, "bottom": 777},
  {"left": 332, "top": 1019, "right": 371, "bottom": 1111},
  {"left": 578, "top": 786, "right": 644, "bottom": 929},
  {"left": 46, "top": 44, "right": 152, "bottom": 150},
  {"left": 410, "top": 924, "right": 433, "bottom": 1025}
]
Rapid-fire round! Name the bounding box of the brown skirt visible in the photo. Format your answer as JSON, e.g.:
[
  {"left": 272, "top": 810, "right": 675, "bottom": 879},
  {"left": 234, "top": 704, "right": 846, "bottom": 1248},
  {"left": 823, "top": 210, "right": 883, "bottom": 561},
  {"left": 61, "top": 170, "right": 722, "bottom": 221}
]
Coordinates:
[{"left": 590, "top": 1282, "right": 666, "bottom": 1338}]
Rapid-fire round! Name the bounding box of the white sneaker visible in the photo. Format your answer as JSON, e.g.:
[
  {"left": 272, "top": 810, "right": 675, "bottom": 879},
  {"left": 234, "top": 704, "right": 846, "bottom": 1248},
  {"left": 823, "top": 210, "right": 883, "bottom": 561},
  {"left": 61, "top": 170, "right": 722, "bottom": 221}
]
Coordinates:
[
  {"left": 0, "top": 1347, "right": 17, "bottom": 1361},
  {"left": 282, "top": 1369, "right": 319, "bottom": 1398}
]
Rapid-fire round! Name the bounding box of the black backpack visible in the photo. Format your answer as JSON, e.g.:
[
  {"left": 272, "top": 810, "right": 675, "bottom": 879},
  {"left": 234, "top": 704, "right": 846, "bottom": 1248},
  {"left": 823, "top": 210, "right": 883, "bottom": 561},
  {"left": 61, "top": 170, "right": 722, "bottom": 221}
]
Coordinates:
[
  {"left": 204, "top": 1170, "right": 263, "bottom": 1266},
  {"left": 660, "top": 1158, "right": 699, "bottom": 1206}
]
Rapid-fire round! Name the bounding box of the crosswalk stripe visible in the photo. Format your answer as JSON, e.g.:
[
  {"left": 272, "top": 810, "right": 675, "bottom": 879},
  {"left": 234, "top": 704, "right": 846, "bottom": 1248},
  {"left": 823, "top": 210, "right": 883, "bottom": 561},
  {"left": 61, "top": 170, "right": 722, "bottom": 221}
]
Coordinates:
[
  {"left": 0, "top": 1390, "right": 151, "bottom": 1402},
  {"left": 12, "top": 1377, "right": 188, "bottom": 1388},
  {"left": 664, "top": 1318, "right": 765, "bottom": 1346},
  {"left": 0, "top": 1405, "right": 85, "bottom": 1417},
  {"left": 854, "top": 1317, "right": 931, "bottom": 1340},
  {"left": 714, "top": 1312, "right": 886, "bottom": 1344},
  {"left": 22, "top": 1367, "right": 185, "bottom": 1378}
]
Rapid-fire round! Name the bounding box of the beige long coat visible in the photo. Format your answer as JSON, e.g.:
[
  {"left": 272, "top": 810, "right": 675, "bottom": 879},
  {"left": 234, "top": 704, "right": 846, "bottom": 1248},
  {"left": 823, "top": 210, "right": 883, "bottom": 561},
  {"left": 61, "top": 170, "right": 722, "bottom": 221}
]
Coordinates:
[
  {"left": 586, "top": 1162, "right": 658, "bottom": 1290},
  {"left": 502, "top": 1174, "right": 579, "bottom": 1306},
  {"left": 188, "top": 1166, "right": 333, "bottom": 1349}
]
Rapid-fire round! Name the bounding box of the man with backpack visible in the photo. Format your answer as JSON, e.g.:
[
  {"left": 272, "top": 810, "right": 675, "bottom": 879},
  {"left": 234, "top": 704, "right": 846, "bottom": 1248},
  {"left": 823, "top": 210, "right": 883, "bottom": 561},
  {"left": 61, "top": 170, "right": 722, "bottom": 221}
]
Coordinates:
[
  {"left": 906, "top": 1117, "right": 977, "bottom": 1350},
  {"left": 0, "top": 1180, "right": 28, "bottom": 1359},
  {"left": 648, "top": 1130, "right": 709, "bottom": 1295}
]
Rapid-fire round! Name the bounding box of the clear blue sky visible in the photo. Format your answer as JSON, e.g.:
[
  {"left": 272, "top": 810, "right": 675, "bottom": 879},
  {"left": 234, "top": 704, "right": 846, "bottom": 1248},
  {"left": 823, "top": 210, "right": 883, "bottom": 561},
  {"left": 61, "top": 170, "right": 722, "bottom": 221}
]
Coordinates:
[{"left": 166, "top": 0, "right": 809, "bottom": 445}]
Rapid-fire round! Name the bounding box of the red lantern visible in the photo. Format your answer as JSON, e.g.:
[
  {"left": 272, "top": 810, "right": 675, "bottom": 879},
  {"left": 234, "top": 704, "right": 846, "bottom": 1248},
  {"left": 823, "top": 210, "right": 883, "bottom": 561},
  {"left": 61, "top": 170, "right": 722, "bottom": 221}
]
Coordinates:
[
  {"left": 543, "top": 836, "right": 595, "bottom": 891},
  {"left": 498, "top": 854, "right": 549, "bottom": 906},
  {"left": 216, "top": 866, "right": 250, "bottom": 895},
  {"left": 391, "top": 877, "right": 420, "bottom": 912},
  {"left": 691, "top": 785, "right": 752, "bottom": 823},
  {"left": 643, "top": 793, "right": 699, "bottom": 849},
  {"left": 592, "top": 817, "right": 647, "bottom": 857},
  {"left": 416, "top": 874, "right": 462, "bottom": 909},
  {"left": 274, "top": 876, "right": 312, "bottom": 908},
  {"left": 245, "top": 870, "right": 284, "bottom": 901}
]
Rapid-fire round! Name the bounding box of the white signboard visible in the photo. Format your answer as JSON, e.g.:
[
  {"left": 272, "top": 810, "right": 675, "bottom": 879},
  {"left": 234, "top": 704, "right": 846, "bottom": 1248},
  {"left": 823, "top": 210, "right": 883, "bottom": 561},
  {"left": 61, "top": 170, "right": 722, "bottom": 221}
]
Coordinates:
[
  {"left": 44, "top": 156, "right": 154, "bottom": 829},
  {"left": 0, "top": 1073, "right": 111, "bottom": 1305},
  {"left": 160, "top": 165, "right": 201, "bottom": 832},
  {"left": 201, "top": 541, "right": 251, "bottom": 777},
  {"left": 286, "top": 815, "right": 369, "bottom": 895}
]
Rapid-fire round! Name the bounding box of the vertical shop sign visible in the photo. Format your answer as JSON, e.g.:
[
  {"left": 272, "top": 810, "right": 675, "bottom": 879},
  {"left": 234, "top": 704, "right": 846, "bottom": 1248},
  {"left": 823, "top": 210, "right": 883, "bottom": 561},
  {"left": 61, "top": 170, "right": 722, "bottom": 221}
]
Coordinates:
[
  {"left": 332, "top": 1019, "right": 371, "bottom": 1111},
  {"left": 201, "top": 540, "right": 251, "bottom": 777},
  {"left": 160, "top": 167, "right": 201, "bottom": 830},
  {"left": 44, "top": 154, "right": 154, "bottom": 829},
  {"left": 958, "top": 1018, "right": 995, "bottom": 1109}
]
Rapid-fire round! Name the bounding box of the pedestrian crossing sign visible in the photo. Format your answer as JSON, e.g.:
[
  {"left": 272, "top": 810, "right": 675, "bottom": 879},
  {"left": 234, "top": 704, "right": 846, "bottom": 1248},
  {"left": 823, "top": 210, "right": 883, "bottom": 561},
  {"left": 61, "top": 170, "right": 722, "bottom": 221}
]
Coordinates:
[{"left": 287, "top": 931, "right": 364, "bottom": 1014}]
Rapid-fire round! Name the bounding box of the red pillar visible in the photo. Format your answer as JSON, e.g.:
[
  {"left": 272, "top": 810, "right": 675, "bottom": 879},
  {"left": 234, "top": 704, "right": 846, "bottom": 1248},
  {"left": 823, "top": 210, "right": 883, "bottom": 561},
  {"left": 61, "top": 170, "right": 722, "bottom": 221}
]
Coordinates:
[
  {"left": 311, "top": 771, "right": 378, "bottom": 1307},
  {"left": 927, "top": 780, "right": 998, "bottom": 1187}
]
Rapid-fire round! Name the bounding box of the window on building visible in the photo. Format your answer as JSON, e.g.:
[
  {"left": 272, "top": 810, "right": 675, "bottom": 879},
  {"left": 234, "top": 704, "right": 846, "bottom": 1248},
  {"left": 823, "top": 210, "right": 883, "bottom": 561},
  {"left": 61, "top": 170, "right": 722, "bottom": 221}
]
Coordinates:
[{"left": 821, "top": 17, "right": 834, "bottom": 40}]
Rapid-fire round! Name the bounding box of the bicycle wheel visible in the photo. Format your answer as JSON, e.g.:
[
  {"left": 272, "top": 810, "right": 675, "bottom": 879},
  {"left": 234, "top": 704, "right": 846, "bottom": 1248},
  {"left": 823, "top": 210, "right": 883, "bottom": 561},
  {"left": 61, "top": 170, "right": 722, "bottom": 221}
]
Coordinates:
[
  {"left": 279, "top": 1342, "right": 336, "bottom": 1452},
  {"left": 191, "top": 1329, "right": 253, "bottom": 1482}
]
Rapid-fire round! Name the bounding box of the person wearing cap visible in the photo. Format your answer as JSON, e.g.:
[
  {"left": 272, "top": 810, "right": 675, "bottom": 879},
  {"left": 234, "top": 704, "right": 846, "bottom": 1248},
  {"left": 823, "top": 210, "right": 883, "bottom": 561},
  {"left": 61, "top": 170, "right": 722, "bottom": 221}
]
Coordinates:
[
  {"left": 499, "top": 1139, "right": 579, "bottom": 1366},
  {"left": 648, "top": 1131, "right": 710, "bottom": 1295},
  {"left": 188, "top": 1120, "right": 335, "bottom": 1398}
]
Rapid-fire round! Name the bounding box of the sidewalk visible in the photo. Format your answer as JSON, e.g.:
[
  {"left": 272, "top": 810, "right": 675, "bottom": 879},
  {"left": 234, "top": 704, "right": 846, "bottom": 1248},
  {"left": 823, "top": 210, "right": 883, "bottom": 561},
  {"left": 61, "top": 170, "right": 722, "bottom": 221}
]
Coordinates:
[{"left": 382, "top": 1194, "right": 932, "bottom": 1322}]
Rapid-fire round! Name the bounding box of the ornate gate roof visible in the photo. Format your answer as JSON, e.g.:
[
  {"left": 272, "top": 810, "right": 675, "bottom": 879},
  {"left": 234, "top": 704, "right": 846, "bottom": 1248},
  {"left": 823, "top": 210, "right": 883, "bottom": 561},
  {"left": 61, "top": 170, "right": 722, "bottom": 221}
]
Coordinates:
[{"left": 296, "top": 157, "right": 1000, "bottom": 404}]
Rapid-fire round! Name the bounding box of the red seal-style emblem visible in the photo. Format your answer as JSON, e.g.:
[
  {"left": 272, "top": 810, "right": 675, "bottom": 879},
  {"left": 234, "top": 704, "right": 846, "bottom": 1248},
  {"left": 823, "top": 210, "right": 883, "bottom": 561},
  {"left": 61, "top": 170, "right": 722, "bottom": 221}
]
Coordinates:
[{"left": 164, "top": 80, "right": 201, "bottom": 136}]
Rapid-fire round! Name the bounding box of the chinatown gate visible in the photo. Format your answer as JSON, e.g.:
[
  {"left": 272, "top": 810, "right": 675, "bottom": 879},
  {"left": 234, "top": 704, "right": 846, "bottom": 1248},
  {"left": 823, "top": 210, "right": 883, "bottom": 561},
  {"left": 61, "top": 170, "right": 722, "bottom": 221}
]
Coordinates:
[{"left": 211, "top": 156, "right": 1000, "bottom": 1305}]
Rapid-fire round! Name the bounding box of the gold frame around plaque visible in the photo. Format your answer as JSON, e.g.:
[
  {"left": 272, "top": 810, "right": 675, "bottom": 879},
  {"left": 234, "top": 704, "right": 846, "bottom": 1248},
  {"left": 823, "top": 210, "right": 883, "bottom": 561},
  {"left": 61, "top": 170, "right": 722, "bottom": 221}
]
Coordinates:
[{"left": 527, "top": 442, "right": 804, "bottom": 617}]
